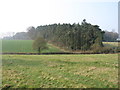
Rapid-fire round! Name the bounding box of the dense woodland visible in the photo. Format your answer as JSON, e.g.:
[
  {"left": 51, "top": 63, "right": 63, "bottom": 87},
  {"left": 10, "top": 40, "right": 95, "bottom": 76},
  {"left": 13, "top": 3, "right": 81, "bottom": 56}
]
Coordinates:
[
  {"left": 3, "top": 30, "right": 118, "bottom": 42},
  {"left": 3, "top": 20, "right": 119, "bottom": 51},
  {"left": 27, "top": 20, "right": 104, "bottom": 51}
]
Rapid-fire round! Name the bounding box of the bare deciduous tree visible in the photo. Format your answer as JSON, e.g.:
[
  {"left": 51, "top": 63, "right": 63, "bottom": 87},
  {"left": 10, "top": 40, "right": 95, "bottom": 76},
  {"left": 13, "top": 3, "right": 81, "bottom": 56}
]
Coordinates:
[{"left": 33, "top": 37, "right": 48, "bottom": 54}]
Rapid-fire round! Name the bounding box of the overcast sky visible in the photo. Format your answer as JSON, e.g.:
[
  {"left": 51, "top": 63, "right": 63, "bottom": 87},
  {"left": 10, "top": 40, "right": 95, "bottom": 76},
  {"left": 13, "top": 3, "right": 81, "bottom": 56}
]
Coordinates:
[{"left": 0, "top": 0, "right": 119, "bottom": 38}]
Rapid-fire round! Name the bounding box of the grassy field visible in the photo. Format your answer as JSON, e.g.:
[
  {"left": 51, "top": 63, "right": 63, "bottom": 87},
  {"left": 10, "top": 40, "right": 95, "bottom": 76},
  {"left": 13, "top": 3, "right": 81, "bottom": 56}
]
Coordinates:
[
  {"left": 2, "top": 54, "right": 118, "bottom": 88},
  {"left": 103, "top": 42, "right": 118, "bottom": 48},
  {"left": 1, "top": 40, "right": 119, "bottom": 53},
  {"left": 1, "top": 40, "right": 63, "bottom": 53}
]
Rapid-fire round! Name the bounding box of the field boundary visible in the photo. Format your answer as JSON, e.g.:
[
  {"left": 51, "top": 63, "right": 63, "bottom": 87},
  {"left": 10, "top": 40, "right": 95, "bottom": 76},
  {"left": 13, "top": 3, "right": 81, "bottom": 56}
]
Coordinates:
[{"left": 0, "top": 52, "right": 119, "bottom": 55}]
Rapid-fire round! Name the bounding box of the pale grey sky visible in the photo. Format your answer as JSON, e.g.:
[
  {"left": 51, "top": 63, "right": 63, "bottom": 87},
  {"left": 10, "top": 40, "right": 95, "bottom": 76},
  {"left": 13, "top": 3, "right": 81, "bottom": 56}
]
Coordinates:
[{"left": 0, "top": 0, "right": 119, "bottom": 38}]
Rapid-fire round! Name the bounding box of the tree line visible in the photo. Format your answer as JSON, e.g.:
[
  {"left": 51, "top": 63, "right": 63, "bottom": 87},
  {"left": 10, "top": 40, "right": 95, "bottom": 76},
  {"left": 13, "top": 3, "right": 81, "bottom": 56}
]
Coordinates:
[
  {"left": 103, "top": 31, "right": 119, "bottom": 42},
  {"left": 27, "top": 19, "right": 105, "bottom": 51},
  {"left": 3, "top": 30, "right": 118, "bottom": 42},
  {"left": 2, "top": 32, "right": 31, "bottom": 40},
  {"left": 2, "top": 19, "right": 119, "bottom": 53}
]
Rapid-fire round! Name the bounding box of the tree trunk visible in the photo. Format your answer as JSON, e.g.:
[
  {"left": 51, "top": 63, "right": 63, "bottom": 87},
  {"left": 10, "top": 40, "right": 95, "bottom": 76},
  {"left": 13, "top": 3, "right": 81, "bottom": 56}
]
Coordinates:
[{"left": 38, "top": 47, "right": 41, "bottom": 55}]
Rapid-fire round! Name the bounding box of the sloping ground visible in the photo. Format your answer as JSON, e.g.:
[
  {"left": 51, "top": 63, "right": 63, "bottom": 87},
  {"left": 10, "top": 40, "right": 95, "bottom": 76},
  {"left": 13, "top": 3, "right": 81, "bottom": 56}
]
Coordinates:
[
  {"left": 1, "top": 40, "right": 63, "bottom": 53},
  {"left": 1, "top": 40, "right": 119, "bottom": 54},
  {"left": 2, "top": 54, "right": 118, "bottom": 88}
]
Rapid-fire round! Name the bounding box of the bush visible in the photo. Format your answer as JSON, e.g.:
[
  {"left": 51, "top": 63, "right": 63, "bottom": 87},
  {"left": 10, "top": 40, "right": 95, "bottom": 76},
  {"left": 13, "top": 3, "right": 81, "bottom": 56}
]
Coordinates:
[
  {"left": 92, "top": 47, "right": 117, "bottom": 54},
  {"left": 116, "top": 47, "right": 120, "bottom": 53}
]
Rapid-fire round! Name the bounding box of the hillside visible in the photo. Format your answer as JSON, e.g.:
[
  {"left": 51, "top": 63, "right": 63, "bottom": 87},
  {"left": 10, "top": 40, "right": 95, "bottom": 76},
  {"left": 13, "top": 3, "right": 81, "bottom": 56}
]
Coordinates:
[
  {"left": 1, "top": 40, "right": 63, "bottom": 53},
  {"left": 1, "top": 40, "right": 119, "bottom": 53}
]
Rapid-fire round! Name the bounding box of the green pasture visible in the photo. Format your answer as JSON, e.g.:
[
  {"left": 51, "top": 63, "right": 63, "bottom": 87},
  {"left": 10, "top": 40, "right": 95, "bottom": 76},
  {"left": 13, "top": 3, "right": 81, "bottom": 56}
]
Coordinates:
[
  {"left": 2, "top": 54, "right": 118, "bottom": 88},
  {"left": 1, "top": 40, "right": 119, "bottom": 53},
  {"left": 1, "top": 40, "right": 62, "bottom": 53},
  {"left": 103, "top": 42, "right": 118, "bottom": 48}
]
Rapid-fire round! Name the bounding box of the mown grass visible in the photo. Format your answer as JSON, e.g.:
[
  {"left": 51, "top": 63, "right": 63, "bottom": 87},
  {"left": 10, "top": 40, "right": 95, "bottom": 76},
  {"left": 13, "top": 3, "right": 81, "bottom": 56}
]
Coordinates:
[
  {"left": 1, "top": 40, "right": 63, "bottom": 53},
  {"left": 2, "top": 54, "right": 118, "bottom": 88}
]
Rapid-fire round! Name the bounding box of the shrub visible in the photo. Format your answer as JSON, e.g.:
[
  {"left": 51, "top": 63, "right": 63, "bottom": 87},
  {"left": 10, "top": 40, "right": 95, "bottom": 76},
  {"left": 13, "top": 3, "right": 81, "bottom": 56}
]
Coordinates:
[{"left": 92, "top": 47, "right": 116, "bottom": 54}]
